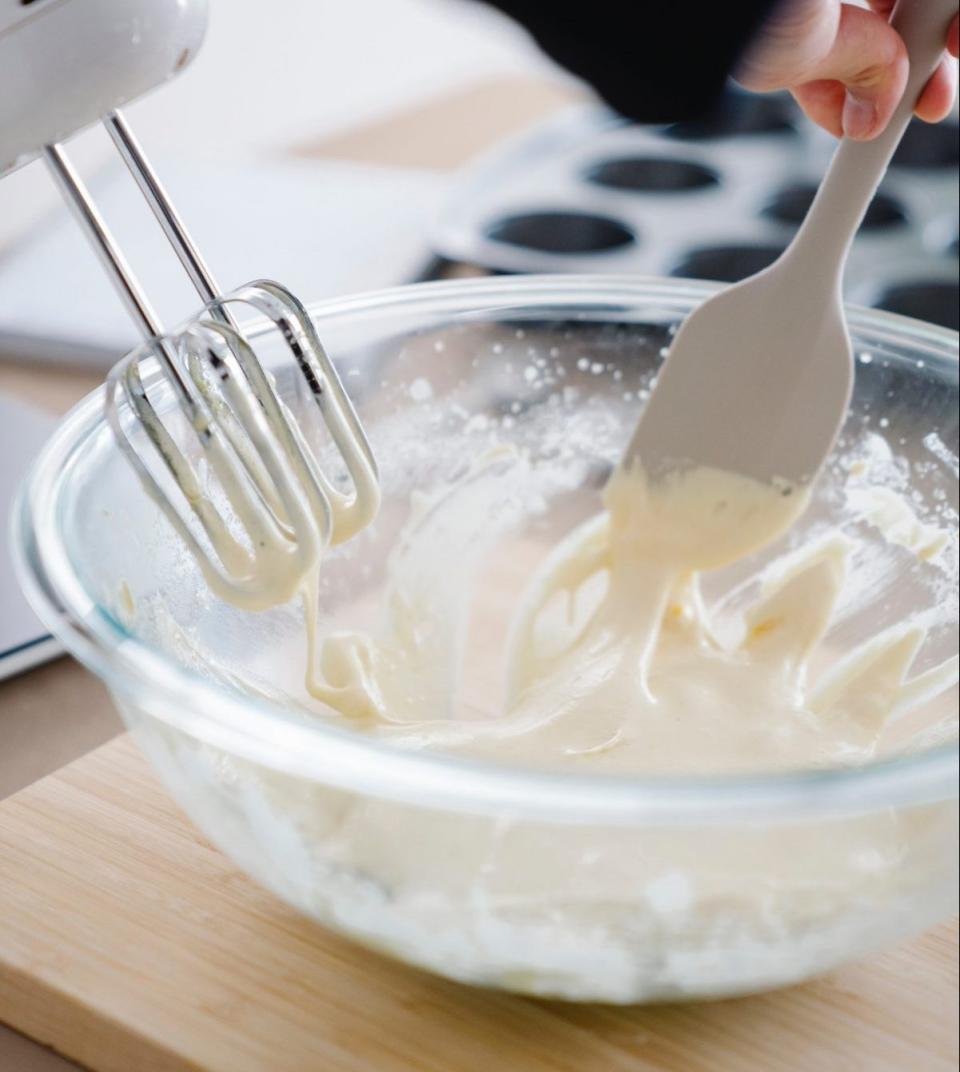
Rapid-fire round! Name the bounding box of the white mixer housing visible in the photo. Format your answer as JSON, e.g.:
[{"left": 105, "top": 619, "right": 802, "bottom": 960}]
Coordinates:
[{"left": 0, "top": 0, "right": 208, "bottom": 177}]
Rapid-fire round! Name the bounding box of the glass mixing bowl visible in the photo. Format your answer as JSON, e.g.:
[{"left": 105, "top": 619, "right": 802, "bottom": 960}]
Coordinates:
[{"left": 14, "top": 277, "right": 959, "bottom": 1003}]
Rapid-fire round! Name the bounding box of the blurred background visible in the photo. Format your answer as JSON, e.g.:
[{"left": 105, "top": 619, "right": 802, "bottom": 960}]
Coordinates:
[
  {"left": 0, "top": 0, "right": 554, "bottom": 247},
  {"left": 0, "top": 0, "right": 955, "bottom": 371},
  {"left": 0, "top": 0, "right": 565, "bottom": 364}
]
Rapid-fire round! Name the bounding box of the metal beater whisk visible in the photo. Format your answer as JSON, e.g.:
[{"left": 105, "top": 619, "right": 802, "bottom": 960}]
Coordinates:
[
  {"left": 2, "top": 1, "right": 379, "bottom": 610},
  {"left": 46, "top": 114, "right": 379, "bottom": 609}
]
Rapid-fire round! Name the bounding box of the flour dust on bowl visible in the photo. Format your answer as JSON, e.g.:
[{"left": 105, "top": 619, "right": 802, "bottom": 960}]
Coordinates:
[{"left": 15, "top": 277, "right": 959, "bottom": 1003}]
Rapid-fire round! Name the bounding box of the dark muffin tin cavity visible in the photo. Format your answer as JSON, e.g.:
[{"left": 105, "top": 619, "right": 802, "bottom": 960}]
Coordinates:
[
  {"left": 763, "top": 183, "right": 908, "bottom": 229},
  {"left": 875, "top": 281, "right": 960, "bottom": 332},
  {"left": 891, "top": 121, "right": 959, "bottom": 169},
  {"left": 486, "top": 211, "right": 636, "bottom": 254},
  {"left": 671, "top": 244, "right": 785, "bottom": 283},
  {"left": 585, "top": 157, "right": 719, "bottom": 193}
]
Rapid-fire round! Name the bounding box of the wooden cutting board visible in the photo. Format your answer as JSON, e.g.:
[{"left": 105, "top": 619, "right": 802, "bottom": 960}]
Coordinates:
[{"left": 0, "top": 735, "right": 956, "bottom": 1072}]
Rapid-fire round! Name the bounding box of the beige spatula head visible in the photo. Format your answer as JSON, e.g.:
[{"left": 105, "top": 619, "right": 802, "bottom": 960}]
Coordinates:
[{"left": 626, "top": 0, "right": 958, "bottom": 489}]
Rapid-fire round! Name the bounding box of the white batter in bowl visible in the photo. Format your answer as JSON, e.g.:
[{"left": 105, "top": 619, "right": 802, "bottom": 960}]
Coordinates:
[{"left": 16, "top": 277, "right": 959, "bottom": 1002}]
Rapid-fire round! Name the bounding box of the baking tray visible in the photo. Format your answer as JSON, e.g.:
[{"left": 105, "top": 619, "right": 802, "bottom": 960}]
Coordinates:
[{"left": 431, "top": 89, "right": 959, "bottom": 330}]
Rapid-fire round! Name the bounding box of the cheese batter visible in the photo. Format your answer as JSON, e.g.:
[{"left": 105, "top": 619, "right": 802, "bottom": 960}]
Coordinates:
[{"left": 300, "top": 459, "right": 957, "bottom": 774}]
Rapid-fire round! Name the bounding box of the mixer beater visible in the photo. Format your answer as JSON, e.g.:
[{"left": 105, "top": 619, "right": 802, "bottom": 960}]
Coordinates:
[{"left": 2, "top": 0, "right": 380, "bottom": 609}]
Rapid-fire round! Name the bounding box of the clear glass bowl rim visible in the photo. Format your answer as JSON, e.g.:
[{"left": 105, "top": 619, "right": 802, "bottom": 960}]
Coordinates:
[{"left": 13, "top": 275, "right": 960, "bottom": 825}]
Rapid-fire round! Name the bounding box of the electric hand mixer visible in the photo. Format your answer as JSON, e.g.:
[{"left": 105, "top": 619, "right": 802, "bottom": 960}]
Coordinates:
[{"left": 1, "top": 0, "right": 380, "bottom": 610}]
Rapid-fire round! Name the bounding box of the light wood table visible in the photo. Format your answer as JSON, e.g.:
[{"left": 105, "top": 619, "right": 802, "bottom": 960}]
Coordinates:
[{"left": 2, "top": 736, "right": 957, "bottom": 1072}]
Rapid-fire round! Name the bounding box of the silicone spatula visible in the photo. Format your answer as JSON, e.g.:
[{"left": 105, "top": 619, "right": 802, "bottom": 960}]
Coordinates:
[{"left": 624, "top": 0, "right": 958, "bottom": 488}]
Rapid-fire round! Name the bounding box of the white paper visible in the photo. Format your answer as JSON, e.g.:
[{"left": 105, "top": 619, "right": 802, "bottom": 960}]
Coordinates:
[{"left": 0, "top": 157, "right": 446, "bottom": 366}]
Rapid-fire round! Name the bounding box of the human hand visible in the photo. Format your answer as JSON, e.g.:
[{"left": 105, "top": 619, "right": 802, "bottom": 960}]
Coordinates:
[{"left": 736, "top": 0, "right": 959, "bottom": 139}]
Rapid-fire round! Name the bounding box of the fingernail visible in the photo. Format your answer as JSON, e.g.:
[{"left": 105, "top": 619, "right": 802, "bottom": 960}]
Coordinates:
[{"left": 842, "top": 94, "right": 878, "bottom": 139}]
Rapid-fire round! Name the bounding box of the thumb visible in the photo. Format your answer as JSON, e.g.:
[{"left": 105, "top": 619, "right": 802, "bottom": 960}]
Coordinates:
[{"left": 798, "top": 3, "right": 909, "bottom": 139}]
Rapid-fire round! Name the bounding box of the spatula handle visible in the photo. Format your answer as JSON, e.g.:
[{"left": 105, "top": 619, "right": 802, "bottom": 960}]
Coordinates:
[
  {"left": 869, "top": 0, "right": 958, "bottom": 164},
  {"left": 785, "top": 0, "right": 958, "bottom": 284}
]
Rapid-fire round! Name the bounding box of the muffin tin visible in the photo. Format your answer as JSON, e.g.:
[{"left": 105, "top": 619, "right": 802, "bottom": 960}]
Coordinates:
[{"left": 430, "top": 89, "right": 959, "bottom": 330}]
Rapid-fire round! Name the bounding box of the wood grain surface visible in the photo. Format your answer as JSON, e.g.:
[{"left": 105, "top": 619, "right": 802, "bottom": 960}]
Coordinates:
[{"left": 0, "top": 735, "right": 956, "bottom": 1072}]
